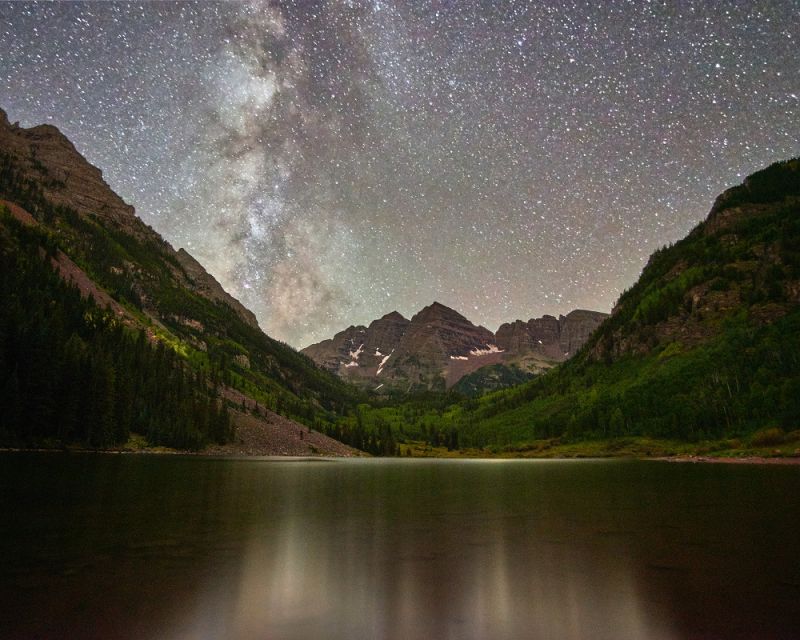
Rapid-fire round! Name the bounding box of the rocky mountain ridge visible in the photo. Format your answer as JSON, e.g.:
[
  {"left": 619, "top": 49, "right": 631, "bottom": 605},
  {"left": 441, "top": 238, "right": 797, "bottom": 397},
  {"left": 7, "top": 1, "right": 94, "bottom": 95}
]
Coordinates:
[
  {"left": 495, "top": 309, "right": 609, "bottom": 360},
  {"left": 302, "top": 302, "right": 608, "bottom": 392},
  {"left": 0, "top": 108, "right": 134, "bottom": 224},
  {"left": 0, "top": 107, "right": 258, "bottom": 330}
]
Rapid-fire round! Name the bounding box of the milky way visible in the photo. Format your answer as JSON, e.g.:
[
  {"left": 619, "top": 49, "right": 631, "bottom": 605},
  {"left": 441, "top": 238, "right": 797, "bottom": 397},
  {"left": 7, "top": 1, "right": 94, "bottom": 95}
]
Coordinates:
[{"left": 1, "top": 1, "right": 798, "bottom": 347}]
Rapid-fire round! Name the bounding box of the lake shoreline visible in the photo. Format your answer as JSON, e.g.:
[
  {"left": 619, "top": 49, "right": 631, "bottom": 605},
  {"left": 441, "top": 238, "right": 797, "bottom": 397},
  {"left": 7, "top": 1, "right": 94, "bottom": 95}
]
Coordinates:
[
  {"left": 654, "top": 454, "right": 800, "bottom": 465},
  {"left": 0, "top": 408, "right": 365, "bottom": 458},
  {"left": 0, "top": 445, "right": 359, "bottom": 458},
  {"left": 3, "top": 446, "right": 800, "bottom": 464}
]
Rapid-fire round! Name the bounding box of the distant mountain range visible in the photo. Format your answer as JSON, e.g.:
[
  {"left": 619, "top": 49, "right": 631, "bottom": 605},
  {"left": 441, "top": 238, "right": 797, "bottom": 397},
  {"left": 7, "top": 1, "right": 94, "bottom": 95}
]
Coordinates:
[{"left": 301, "top": 302, "right": 607, "bottom": 393}]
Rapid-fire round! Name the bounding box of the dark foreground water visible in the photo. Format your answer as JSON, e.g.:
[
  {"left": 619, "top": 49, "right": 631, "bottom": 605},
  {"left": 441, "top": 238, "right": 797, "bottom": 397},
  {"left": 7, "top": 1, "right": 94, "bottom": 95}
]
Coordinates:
[{"left": 1, "top": 455, "right": 799, "bottom": 640}]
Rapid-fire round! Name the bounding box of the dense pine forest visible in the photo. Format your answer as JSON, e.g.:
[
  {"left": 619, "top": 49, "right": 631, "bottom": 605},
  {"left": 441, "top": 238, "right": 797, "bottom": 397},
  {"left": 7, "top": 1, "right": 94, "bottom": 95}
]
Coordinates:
[{"left": 0, "top": 209, "right": 231, "bottom": 449}]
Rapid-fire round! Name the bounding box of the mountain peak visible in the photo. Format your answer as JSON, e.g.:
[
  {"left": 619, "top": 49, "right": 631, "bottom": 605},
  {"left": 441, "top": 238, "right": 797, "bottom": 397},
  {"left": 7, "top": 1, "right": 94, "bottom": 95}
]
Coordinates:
[
  {"left": 412, "top": 301, "right": 467, "bottom": 323},
  {"left": 428, "top": 301, "right": 455, "bottom": 313},
  {"left": 0, "top": 107, "right": 136, "bottom": 224},
  {"left": 379, "top": 310, "right": 407, "bottom": 322},
  {"left": 27, "top": 123, "right": 74, "bottom": 146}
]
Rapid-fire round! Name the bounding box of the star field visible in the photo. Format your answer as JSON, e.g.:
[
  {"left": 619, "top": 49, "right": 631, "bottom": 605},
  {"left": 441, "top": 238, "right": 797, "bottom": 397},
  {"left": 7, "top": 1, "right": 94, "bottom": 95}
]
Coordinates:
[{"left": 1, "top": 1, "right": 798, "bottom": 347}]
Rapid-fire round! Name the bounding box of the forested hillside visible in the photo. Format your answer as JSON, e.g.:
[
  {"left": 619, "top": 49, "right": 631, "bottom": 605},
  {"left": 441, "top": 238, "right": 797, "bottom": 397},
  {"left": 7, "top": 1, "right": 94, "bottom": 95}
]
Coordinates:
[
  {"left": 345, "top": 159, "right": 800, "bottom": 452},
  {"left": 0, "top": 111, "right": 362, "bottom": 451}
]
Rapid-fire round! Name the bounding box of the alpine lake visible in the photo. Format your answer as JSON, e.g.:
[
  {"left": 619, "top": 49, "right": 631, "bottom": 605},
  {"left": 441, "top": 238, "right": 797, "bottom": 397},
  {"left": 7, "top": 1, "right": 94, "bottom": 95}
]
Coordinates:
[{"left": 1, "top": 453, "right": 799, "bottom": 639}]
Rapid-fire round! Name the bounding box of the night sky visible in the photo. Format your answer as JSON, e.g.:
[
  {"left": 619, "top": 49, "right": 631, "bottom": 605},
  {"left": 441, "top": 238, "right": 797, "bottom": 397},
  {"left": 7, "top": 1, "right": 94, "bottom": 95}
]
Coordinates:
[{"left": 2, "top": 1, "right": 798, "bottom": 347}]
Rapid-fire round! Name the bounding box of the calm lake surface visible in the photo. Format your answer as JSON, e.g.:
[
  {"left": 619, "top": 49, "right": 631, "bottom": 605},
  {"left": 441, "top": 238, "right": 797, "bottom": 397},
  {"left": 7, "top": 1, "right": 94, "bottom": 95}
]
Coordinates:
[{"left": 1, "top": 454, "right": 799, "bottom": 640}]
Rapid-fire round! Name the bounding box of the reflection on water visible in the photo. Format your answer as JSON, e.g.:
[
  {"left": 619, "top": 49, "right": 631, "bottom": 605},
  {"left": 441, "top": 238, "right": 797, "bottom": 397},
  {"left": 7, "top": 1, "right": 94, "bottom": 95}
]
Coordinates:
[
  {"left": 168, "top": 463, "right": 672, "bottom": 640},
  {"left": 1, "top": 456, "right": 799, "bottom": 639}
]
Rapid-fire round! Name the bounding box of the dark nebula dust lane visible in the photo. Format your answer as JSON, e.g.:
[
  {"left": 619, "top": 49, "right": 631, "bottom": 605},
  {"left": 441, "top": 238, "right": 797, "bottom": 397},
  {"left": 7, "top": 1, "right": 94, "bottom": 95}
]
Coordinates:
[{"left": 2, "top": 1, "right": 798, "bottom": 347}]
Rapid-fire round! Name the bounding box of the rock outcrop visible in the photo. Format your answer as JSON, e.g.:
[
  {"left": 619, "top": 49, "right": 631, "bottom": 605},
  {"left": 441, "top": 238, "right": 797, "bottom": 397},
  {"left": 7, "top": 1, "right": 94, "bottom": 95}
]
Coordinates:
[
  {"left": 175, "top": 248, "right": 259, "bottom": 329},
  {"left": 362, "top": 311, "right": 410, "bottom": 354},
  {"left": 0, "top": 107, "right": 134, "bottom": 225}
]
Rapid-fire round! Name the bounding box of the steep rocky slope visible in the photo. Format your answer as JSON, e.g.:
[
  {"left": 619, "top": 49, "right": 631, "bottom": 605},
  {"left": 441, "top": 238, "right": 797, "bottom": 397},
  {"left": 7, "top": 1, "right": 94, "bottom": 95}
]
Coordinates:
[
  {"left": 0, "top": 110, "right": 134, "bottom": 225},
  {"left": 495, "top": 308, "right": 609, "bottom": 361},
  {"left": 0, "top": 108, "right": 258, "bottom": 329}
]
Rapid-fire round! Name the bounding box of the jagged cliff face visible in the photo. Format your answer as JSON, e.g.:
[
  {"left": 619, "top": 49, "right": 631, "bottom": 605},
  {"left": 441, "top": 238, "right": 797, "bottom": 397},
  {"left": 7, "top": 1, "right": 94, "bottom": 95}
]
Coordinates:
[
  {"left": 0, "top": 107, "right": 258, "bottom": 330},
  {"left": 495, "top": 309, "right": 608, "bottom": 360},
  {"left": 362, "top": 311, "right": 410, "bottom": 354},
  {"left": 302, "top": 301, "right": 608, "bottom": 392}
]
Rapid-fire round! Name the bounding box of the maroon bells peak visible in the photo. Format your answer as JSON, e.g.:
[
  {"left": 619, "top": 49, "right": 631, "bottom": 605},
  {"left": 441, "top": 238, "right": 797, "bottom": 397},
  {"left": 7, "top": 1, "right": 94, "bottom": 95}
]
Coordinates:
[{"left": 302, "top": 302, "right": 608, "bottom": 392}]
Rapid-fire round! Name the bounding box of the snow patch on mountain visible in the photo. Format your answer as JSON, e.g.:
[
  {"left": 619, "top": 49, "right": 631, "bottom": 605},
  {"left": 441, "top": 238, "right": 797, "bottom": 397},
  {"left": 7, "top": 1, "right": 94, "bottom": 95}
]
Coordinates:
[
  {"left": 469, "top": 344, "right": 504, "bottom": 356},
  {"left": 377, "top": 350, "right": 393, "bottom": 375},
  {"left": 349, "top": 343, "right": 364, "bottom": 360}
]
